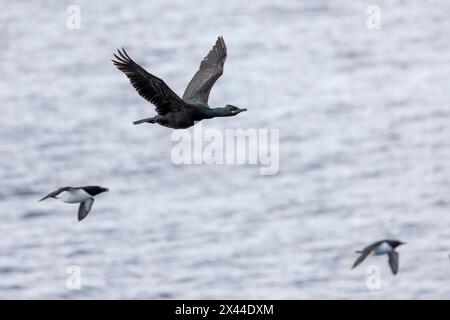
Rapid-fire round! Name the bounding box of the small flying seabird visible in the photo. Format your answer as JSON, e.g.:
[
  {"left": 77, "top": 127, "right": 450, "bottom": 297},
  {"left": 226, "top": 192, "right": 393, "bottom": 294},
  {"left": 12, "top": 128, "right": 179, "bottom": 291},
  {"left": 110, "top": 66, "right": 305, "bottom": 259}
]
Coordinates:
[
  {"left": 352, "top": 239, "right": 405, "bottom": 275},
  {"left": 112, "top": 36, "right": 247, "bottom": 129},
  {"left": 39, "top": 186, "right": 109, "bottom": 221}
]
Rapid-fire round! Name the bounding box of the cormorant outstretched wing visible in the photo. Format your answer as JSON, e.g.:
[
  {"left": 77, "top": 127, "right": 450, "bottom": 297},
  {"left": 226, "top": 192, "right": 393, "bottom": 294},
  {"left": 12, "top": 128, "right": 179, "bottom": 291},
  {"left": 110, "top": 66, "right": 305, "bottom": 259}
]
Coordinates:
[
  {"left": 112, "top": 48, "right": 189, "bottom": 115},
  {"left": 351, "top": 241, "right": 383, "bottom": 269},
  {"left": 183, "top": 36, "right": 227, "bottom": 104}
]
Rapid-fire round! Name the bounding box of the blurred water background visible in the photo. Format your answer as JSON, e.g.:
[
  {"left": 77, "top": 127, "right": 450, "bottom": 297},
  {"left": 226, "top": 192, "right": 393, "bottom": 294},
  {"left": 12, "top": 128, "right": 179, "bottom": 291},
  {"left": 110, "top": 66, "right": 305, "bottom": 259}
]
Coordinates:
[{"left": 0, "top": 0, "right": 449, "bottom": 299}]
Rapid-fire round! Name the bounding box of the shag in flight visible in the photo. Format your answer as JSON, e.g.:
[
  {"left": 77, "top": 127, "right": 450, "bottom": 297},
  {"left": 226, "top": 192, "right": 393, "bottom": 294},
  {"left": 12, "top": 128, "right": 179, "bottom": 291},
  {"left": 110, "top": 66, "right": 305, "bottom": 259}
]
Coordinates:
[
  {"left": 112, "top": 36, "right": 247, "bottom": 129},
  {"left": 39, "top": 186, "right": 109, "bottom": 221}
]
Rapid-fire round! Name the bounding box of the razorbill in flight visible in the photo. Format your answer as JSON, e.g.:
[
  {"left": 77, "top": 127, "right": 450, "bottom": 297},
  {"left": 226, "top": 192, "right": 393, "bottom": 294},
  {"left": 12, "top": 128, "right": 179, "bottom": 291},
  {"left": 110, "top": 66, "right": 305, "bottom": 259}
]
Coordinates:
[
  {"left": 39, "top": 186, "right": 109, "bottom": 221},
  {"left": 352, "top": 239, "right": 405, "bottom": 275}
]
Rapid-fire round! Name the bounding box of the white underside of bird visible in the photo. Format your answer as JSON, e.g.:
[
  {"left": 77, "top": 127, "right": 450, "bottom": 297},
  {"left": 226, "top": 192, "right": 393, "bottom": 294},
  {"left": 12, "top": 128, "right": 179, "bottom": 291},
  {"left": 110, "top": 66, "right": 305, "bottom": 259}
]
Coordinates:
[
  {"left": 56, "top": 189, "right": 92, "bottom": 203},
  {"left": 373, "top": 242, "right": 393, "bottom": 255}
]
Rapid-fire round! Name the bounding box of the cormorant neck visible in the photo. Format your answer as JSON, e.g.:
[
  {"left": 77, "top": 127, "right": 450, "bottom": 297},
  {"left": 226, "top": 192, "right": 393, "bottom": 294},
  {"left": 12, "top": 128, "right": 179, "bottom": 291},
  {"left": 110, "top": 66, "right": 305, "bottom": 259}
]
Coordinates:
[
  {"left": 210, "top": 107, "right": 230, "bottom": 118},
  {"left": 193, "top": 105, "right": 231, "bottom": 120}
]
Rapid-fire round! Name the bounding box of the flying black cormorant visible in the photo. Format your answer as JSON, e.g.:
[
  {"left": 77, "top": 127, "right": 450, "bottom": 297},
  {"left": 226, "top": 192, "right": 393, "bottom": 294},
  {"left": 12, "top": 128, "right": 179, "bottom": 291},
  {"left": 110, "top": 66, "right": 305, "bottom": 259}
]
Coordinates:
[{"left": 112, "top": 36, "right": 246, "bottom": 129}]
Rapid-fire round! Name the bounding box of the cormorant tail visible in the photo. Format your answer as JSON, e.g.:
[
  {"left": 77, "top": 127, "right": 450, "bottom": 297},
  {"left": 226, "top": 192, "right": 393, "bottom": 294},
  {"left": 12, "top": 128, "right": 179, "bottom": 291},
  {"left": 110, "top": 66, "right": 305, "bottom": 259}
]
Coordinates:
[{"left": 133, "top": 117, "right": 157, "bottom": 125}]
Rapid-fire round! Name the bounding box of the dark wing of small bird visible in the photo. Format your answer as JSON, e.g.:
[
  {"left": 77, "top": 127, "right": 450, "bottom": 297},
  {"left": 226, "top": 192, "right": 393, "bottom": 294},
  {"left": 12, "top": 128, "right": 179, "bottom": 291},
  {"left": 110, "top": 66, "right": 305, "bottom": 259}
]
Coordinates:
[
  {"left": 352, "top": 241, "right": 383, "bottom": 269},
  {"left": 388, "top": 251, "right": 399, "bottom": 275},
  {"left": 78, "top": 197, "right": 94, "bottom": 221},
  {"left": 39, "top": 186, "right": 71, "bottom": 202},
  {"left": 112, "top": 48, "right": 190, "bottom": 115},
  {"left": 182, "top": 36, "right": 227, "bottom": 104}
]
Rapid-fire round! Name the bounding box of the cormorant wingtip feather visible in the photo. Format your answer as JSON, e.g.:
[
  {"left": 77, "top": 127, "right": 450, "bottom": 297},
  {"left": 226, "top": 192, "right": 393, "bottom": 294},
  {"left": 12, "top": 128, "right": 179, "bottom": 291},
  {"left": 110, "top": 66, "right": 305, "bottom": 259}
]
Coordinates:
[
  {"left": 122, "top": 48, "right": 132, "bottom": 60},
  {"left": 117, "top": 49, "right": 128, "bottom": 61},
  {"left": 218, "top": 36, "right": 225, "bottom": 47}
]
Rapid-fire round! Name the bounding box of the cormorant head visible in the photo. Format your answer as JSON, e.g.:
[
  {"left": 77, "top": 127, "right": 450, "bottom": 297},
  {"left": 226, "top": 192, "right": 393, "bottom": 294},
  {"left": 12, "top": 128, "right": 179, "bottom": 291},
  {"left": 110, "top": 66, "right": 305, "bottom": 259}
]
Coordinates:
[
  {"left": 390, "top": 240, "right": 405, "bottom": 248},
  {"left": 225, "top": 104, "right": 247, "bottom": 116}
]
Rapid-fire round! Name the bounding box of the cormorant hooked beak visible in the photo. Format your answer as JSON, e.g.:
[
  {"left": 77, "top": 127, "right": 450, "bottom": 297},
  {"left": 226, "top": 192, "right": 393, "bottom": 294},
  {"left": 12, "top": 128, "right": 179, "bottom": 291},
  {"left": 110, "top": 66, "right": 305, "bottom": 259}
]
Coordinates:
[{"left": 232, "top": 108, "right": 247, "bottom": 114}]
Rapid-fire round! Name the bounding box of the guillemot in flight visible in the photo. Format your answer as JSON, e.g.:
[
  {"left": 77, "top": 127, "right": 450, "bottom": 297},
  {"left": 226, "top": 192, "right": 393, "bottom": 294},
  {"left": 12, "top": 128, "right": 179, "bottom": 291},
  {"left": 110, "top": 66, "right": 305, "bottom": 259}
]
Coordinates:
[
  {"left": 352, "top": 239, "right": 405, "bottom": 275},
  {"left": 112, "top": 36, "right": 247, "bottom": 129},
  {"left": 39, "top": 186, "right": 109, "bottom": 221}
]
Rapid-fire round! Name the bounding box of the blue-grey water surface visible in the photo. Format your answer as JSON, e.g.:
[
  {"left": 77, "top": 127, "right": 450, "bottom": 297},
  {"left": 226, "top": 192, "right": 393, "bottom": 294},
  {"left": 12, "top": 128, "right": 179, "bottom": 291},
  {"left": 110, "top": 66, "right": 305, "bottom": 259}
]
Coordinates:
[{"left": 1, "top": 0, "right": 449, "bottom": 299}]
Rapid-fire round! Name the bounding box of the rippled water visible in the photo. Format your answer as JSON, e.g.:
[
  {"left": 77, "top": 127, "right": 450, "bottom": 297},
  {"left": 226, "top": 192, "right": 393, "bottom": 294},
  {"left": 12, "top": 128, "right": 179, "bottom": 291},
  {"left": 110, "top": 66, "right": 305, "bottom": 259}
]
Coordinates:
[{"left": 1, "top": 0, "right": 449, "bottom": 299}]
